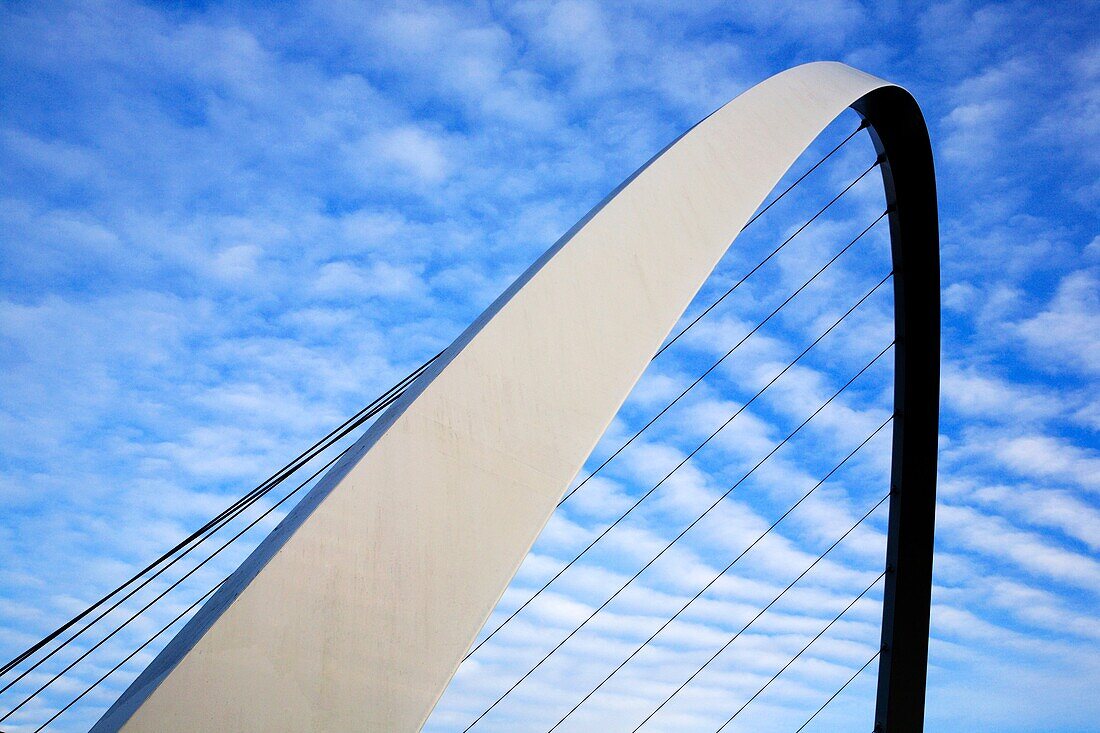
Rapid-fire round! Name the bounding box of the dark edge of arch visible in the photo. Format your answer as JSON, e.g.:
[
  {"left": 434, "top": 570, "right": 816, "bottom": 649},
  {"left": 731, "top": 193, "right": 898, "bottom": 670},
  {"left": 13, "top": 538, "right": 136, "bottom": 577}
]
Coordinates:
[{"left": 853, "top": 86, "right": 941, "bottom": 732}]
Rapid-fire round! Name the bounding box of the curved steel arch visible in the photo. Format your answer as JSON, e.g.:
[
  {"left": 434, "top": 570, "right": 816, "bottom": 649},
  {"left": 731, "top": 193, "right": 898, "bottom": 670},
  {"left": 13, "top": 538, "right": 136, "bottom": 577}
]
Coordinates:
[{"left": 94, "top": 62, "right": 938, "bottom": 733}]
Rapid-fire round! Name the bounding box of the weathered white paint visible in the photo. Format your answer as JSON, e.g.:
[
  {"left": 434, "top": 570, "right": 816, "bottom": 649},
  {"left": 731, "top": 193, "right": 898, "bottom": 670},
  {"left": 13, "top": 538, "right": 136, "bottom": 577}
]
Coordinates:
[{"left": 94, "top": 61, "right": 903, "bottom": 733}]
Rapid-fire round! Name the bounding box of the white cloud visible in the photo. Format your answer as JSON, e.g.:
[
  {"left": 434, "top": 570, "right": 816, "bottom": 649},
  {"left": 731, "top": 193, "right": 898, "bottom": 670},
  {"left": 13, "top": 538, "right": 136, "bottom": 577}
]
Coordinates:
[
  {"left": 368, "top": 125, "right": 451, "bottom": 183},
  {"left": 1018, "top": 269, "right": 1100, "bottom": 375},
  {"left": 992, "top": 433, "right": 1100, "bottom": 493}
]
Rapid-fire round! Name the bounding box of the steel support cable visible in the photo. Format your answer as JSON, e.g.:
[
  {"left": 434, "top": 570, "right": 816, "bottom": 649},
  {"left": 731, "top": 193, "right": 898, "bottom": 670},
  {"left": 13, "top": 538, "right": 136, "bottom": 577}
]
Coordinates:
[
  {"left": 0, "top": 400, "right": 397, "bottom": 703},
  {"left": 32, "top": 581, "right": 226, "bottom": 733},
  {"left": 0, "top": 387, "right": 408, "bottom": 699},
  {"left": 546, "top": 415, "right": 893, "bottom": 732},
  {"left": 468, "top": 267, "right": 892, "bottom": 662},
  {"left": 559, "top": 207, "right": 888, "bottom": 509},
  {"left": 0, "top": 352, "right": 440, "bottom": 684},
  {"left": 0, "top": 445, "right": 353, "bottom": 723},
  {"left": 654, "top": 153, "right": 879, "bottom": 360},
  {"left": 714, "top": 571, "right": 887, "bottom": 732},
  {"left": 742, "top": 122, "right": 868, "bottom": 232},
  {"left": 631, "top": 493, "right": 890, "bottom": 732},
  {"left": 461, "top": 344, "right": 894, "bottom": 732},
  {"left": 0, "top": 421, "right": 375, "bottom": 701},
  {"left": 793, "top": 650, "right": 881, "bottom": 732}
]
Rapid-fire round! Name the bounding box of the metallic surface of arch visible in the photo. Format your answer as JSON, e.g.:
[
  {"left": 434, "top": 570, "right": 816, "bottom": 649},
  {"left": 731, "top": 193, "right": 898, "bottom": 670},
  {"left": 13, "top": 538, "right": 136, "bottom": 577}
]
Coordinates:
[{"left": 93, "top": 61, "right": 939, "bottom": 733}]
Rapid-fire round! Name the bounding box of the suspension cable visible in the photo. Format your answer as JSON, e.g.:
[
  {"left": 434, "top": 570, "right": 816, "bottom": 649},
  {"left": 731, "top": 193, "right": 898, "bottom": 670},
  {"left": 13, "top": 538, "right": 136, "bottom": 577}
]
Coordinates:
[
  {"left": 655, "top": 122, "right": 868, "bottom": 361},
  {"left": 655, "top": 154, "right": 879, "bottom": 360},
  {"left": 794, "top": 649, "right": 881, "bottom": 732},
  {"left": 32, "top": 580, "right": 226, "bottom": 733},
  {"left": 714, "top": 571, "right": 886, "bottom": 732},
  {"left": 468, "top": 268, "right": 891, "bottom": 661},
  {"left": 631, "top": 493, "right": 889, "bottom": 732},
  {"left": 1, "top": 424, "right": 367, "bottom": 699},
  {"left": 0, "top": 444, "right": 353, "bottom": 722},
  {"left": 3, "top": 347, "right": 442, "bottom": 677},
  {"left": 563, "top": 200, "right": 888, "bottom": 510},
  {"left": 546, "top": 415, "right": 893, "bottom": 731},
  {"left": 560, "top": 207, "right": 886, "bottom": 509},
  {"left": 1, "top": 387, "right": 391, "bottom": 695},
  {"left": 742, "top": 121, "right": 868, "bottom": 231},
  {"left": 461, "top": 344, "right": 893, "bottom": 731}
]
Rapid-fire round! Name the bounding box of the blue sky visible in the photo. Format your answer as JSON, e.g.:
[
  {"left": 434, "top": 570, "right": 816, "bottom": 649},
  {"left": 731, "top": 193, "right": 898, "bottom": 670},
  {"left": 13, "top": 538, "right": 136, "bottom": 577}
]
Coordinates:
[{"left": 0, "top": 1, "right": 1097, "bottom": 731}]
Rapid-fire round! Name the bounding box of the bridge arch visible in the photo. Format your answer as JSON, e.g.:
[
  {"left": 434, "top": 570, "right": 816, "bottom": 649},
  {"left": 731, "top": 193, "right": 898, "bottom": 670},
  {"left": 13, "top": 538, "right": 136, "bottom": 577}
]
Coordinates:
[{"left": 93, "top": 61, "right": 939, "bottom": 733}]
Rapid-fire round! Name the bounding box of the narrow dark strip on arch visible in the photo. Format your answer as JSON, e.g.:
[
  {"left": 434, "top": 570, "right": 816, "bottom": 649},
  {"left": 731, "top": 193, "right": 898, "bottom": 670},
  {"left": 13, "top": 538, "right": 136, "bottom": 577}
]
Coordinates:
[{"left": 854, "top": 82, "right": 941, "bottom": 733}]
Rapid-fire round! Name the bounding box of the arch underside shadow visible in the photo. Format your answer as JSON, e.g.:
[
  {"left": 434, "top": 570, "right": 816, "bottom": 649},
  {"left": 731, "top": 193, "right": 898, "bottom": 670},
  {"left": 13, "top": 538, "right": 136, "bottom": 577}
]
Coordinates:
[{"left": 93, "top": 61, "right": 939, "bottom": 733}]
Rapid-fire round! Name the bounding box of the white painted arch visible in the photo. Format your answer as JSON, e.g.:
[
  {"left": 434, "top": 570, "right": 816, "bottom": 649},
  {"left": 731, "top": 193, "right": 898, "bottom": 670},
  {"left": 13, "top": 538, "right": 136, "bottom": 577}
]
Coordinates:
[{"left": 93, "top": 61, "right": 935, "bottom": 733}]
